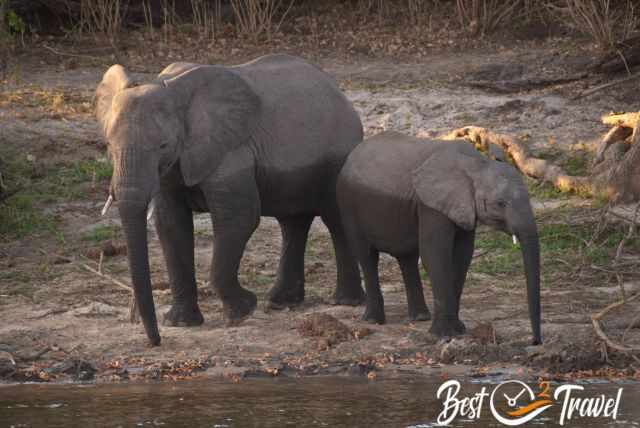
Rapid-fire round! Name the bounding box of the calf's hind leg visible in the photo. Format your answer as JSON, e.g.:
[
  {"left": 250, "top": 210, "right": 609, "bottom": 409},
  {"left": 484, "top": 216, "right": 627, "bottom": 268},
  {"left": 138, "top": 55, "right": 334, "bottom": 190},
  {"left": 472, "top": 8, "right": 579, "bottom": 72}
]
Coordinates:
[{"left": 397, "top": 254, "right": 431, "bottom": 321}]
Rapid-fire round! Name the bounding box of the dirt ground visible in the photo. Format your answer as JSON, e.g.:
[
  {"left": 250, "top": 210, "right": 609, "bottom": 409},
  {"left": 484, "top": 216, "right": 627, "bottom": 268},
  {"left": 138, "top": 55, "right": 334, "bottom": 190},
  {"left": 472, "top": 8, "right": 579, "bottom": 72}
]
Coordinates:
[{"left": 2, "top": 30, "right": 640, "bottom": 383}]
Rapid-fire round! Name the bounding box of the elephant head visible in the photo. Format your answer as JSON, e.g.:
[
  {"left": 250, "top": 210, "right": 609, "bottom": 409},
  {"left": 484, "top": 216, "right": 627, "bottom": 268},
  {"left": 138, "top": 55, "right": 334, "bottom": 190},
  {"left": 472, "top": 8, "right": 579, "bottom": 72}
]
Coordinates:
[
  {"left": 95, "top": 64, "right": 260, "bottom": 345},
  {"left": 413, "top": 142, "right": 542, "bottom": 345}
]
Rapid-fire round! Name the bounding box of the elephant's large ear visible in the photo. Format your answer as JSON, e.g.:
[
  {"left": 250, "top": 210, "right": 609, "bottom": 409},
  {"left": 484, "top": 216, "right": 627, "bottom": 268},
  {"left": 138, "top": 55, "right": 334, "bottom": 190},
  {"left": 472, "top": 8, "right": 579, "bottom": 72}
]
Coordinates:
[
  {"left": 412, "top": 144, "right": 479, "bottom": 231},
  {"left": 164, "top": 66, "right": 260, "bottom": 186},
  {"left": 95, "top": 64, "right": 133, "bottom": 133}
]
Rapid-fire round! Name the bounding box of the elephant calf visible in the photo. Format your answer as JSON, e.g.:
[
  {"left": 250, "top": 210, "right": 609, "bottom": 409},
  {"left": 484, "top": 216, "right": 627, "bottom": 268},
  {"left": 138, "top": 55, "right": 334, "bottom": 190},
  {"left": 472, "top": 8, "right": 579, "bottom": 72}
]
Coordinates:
[{"left": 337, "top": 131, "right": 542, "bottom": 344}]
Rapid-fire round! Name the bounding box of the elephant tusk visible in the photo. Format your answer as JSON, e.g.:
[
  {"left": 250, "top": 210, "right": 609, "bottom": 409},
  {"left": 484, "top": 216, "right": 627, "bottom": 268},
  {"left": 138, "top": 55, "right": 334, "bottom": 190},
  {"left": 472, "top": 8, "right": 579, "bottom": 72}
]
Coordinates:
[
  {"left": 101, "top": 195, "right": 113, "bottom": 216},
  {"left": 147, "top": 199, "right": 156, "bottom": 221},
  {"left": 512, "top": 234, "right": 518, "bottom": 245}
]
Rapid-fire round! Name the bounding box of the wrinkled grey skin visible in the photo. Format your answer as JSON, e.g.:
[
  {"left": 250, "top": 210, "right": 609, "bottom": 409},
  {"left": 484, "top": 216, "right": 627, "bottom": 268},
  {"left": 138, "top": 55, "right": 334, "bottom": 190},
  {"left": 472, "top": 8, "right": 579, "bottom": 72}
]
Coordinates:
[
  {"left": 96, "top": 54, "right": 365, "bottom": 346},
  {"left": 337, "top": 131, "right": 542, "bottom": 345}
]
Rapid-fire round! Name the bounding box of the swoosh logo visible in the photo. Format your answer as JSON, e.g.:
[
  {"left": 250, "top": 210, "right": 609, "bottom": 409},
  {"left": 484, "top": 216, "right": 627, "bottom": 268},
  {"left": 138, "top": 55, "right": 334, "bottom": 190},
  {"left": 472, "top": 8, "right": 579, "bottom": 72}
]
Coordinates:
[{"left": 507, "top": 399, "right": 554, "bottom": 417}]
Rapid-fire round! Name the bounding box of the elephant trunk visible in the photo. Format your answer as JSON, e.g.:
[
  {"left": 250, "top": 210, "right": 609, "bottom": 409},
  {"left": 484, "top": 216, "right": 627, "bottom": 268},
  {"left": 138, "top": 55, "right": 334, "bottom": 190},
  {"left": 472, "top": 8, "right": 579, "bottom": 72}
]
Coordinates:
[
  {"left": 509, "top": 208, "right": 542, "bottom": 345},
  {"left": 519, "top": 230, "right": 542, "bottom": 345},
  {"left": 111, "top": 145, "right": 161, "bottom": 346},
  {"left": 119, "top": 200, "right": 161, "bottom": 346}
]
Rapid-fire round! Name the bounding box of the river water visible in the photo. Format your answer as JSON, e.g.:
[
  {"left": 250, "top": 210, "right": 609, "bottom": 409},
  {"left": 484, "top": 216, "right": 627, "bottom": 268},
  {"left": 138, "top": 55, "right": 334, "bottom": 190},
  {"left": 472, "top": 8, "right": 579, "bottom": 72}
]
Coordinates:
[{"left": 0, "top": 377, "right": 638, "bottom": 427}]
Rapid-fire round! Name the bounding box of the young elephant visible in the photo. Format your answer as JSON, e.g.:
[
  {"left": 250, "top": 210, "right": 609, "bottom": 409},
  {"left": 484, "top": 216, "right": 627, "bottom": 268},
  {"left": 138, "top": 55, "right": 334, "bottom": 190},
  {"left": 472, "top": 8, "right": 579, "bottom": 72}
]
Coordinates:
[{"left": 337, "top": 131, "right": 542, "bottom": 344}]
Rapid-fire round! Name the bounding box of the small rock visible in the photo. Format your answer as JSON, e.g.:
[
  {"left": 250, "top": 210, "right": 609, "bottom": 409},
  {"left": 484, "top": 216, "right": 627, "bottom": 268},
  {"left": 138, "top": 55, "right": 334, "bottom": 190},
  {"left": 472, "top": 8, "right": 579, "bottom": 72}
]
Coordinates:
[{"left": 525, "top": 344, "right": 545, "bottom": 358}]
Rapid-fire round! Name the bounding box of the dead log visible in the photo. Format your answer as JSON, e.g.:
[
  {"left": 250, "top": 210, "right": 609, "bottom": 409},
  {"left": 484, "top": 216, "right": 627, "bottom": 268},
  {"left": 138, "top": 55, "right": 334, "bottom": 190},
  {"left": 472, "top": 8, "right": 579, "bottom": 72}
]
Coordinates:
[
  {"left": 442, "top": 114, "right": 640, "bottom": 203},
  {"left": 466, "top": 74, "right": 587, "bottom": 94},
  {"left": 439, "top": 126, "right": 593, "bottom": 195},
  {"left": 597, "top": 112, "right": 640, "bottom": 203},
  {"left": 590, "top": 36, "right": 640, "bottom": 74},
  {"left": 601, "top": 112, "right": 640, "bottom": 128}
]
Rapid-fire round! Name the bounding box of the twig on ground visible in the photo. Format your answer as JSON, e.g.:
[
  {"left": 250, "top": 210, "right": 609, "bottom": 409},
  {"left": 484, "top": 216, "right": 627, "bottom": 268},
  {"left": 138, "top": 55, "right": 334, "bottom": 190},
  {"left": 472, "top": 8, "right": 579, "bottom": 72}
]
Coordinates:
[
  {"left": 622, "top": 314, "right": 640, "bottom": 343},
  {"left": 42, "top": 44, "right": 103, "bottom": 61},
  {"left": 592, "top": 292, "right": 640, "bottom": 353},
  {"left": 467, "top": 74, "right": 587, "bottom": 94},
  {"left": 27, "top": 308, "right": 68, "bottom": 320},
  {"left": 572, "top": 73, "right": 640, "bottom": 100},
  {"left": 40, "top": 250, "right": 138, "bottom": 323},
  {"left": 23, "top": 346, "right": 52, "bottom": 361}
]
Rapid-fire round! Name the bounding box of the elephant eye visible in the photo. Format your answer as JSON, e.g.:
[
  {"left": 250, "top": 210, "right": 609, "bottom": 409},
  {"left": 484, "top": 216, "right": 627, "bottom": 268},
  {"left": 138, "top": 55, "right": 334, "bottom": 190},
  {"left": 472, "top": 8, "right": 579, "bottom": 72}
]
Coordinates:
[
  {"left": 497, "top": 200, "right": 507, "bottom": 208},
  {"left": 159, "top": 142, "right": 168, "bottom": 149}
]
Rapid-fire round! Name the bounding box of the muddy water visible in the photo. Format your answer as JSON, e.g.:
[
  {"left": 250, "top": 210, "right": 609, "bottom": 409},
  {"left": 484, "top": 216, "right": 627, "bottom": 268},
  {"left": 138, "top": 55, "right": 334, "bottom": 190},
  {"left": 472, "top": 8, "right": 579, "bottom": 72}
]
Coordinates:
[{"left": 1, "top": 377, "right": 639, "bottom": 427}]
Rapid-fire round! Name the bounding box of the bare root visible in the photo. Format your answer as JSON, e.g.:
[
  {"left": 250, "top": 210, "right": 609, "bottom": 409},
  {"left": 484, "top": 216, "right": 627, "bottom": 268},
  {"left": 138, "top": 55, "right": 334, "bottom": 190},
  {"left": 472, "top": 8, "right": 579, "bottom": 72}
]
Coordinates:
[{"left": 439, "top": 126, "right": 593, "bottom": 194}]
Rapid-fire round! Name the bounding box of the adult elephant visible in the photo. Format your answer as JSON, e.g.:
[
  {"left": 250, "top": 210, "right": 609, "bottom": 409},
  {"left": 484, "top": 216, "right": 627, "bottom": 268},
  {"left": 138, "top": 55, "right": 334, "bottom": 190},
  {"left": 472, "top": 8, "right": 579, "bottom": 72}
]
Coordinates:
[
  {"left": 96, "top": 54, "right": 365, "bottom": 346},
  {"left": 337, "top": 132, "right": 542, "bottom": 345}
]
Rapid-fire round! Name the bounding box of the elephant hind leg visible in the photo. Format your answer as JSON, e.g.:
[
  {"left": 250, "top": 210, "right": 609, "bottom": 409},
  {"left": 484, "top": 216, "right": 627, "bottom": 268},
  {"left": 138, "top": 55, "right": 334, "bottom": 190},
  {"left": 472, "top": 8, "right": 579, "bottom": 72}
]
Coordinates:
[
  {"left": 266, "top": 214, "right": 314, "bottom": 309},
  {"left": 397, "top": 254, "right": 431, "bottom": 322},
  {"left": 321, "top": 210, "right": 365, "bottom": 306},
  {"left": 359, "top": 247, "right": 384, "bottom": 324}
]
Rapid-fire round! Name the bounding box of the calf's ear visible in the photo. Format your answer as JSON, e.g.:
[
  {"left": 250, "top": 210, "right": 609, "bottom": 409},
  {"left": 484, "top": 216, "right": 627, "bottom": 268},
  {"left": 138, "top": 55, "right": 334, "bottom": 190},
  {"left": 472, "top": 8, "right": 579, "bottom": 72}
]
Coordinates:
[{"left": 412, "top": 146, "right": 479, "bottom": 231}]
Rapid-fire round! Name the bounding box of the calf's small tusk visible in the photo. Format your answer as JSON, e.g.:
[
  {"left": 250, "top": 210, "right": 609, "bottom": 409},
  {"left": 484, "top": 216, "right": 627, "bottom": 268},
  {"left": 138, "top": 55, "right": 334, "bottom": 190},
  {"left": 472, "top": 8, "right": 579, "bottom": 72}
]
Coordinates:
[
  {"left": 147, "top": 199, "right": 156, "bottom": 221},
  {"left": 101, "top": 195, "right": 113, "bottom": 216},
  {"left": 512, "top": 234, "right": 518, "bottom": 245}
]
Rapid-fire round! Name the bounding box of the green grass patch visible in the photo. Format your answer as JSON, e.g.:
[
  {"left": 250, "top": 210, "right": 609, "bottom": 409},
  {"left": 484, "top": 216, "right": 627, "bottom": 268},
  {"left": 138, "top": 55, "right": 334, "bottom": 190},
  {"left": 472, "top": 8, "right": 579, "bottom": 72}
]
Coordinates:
[
  {"left": 561, "top": 154, "right": 589, "bottom": 176},
  {"left": 0, "top": 146, "right": 112, "bottom": 241},
  {"left": 81, "top": 224, "right": 121, "bottom": 243},
  {"left": 43, "top": 159, "right": 112, "bottom": 200},
  {"left": 0, "top": 194, "right": 57, "bottom": 240},
  {"left": 471, "top": 219, "right": 639, "bottom": 286},
  {"left": 526, "top": 178, "right": 568, "bottom": 200}
]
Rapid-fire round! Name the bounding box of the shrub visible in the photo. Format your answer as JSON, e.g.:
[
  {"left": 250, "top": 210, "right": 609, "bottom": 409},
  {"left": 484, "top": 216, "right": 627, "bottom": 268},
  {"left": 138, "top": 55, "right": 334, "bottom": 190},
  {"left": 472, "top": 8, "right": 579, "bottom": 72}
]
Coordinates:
[
  {"left": 230, "top": 0, "right": 296, "bottom": 39},
  {"left": 550, "top": 0, "right": 638, "bottom": 51},
  {"left": 455, "top": 0, "right": 521, "bottom": 36}
]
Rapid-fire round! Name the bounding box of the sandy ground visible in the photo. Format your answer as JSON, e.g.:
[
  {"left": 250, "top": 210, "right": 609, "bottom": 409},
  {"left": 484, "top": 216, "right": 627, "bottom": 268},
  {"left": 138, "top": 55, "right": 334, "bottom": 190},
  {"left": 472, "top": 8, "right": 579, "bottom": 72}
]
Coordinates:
[{"left": 1, "top": 42, "right": 640, "bottom": 383}]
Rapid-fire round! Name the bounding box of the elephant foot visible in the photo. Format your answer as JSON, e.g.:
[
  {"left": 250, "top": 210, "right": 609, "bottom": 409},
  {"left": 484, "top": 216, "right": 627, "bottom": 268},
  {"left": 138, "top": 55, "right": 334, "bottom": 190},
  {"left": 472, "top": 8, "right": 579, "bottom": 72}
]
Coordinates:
[
  {"left": 429, "top": 317, "right": 466, "bottom": 338},
  {"left": 266, "top": 285, "right": 304, "bottom": 310},
  {"left": 222, "top": 287, "right": 257, "bottom": 327},
  {"left": 362, "top": 305, "right": 386, "bottom": 324},
  {"left": 409, "top": 306, "right": 431, "bottom": 322},
  {"left": 162, "top": 303, "right": 204, "bottom": 327},
  {"left": 333, "top": 285, "right": 366, "bottom": 306}
]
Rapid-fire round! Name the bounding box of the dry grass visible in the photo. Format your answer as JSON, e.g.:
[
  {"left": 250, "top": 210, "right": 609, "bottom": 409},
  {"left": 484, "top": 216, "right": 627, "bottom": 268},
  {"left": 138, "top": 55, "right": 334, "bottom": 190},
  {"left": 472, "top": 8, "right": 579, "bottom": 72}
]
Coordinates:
[
  {"left": 456, "top": 0, "right": 522, "bottom": 36},
  {"left": 550, "top": 0, "right": 638, "bottom": 51},
  {"left": 230, "top": 0, "right": 296, "bottom": 39},
  {"left": 79, "top": 0, "right": 129, "bottom": 44},
  {"left": 191, "top": 0, "right": 223, "bottom": 40}
]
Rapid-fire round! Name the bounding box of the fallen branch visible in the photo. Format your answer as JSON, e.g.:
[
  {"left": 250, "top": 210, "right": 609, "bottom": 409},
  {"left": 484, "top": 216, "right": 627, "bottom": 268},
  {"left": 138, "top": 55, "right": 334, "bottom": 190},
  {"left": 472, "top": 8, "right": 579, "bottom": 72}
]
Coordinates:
[
  {"left": 573, "top": 73, "right": 640, "bottom": 100},
  {"left": 466, "top": 74, "right": 587, "bottom": 94},
  {"left": 27, "top": 308, "right": 68, "bottom": 320},
  {"left": 602, "top": 112, "right": 640, "bottom": 128},
  {"left": 41, "top": 250, "right": 139, "bottom": 324},
  {"left": 592, "top": 292, "right": 640, "bottom": 353},
  {"left": 440, "top": 126, "right": 593, "bottom": 195},
  {"left": 42, "top": 44, "right": 103, "bottom": 61}
]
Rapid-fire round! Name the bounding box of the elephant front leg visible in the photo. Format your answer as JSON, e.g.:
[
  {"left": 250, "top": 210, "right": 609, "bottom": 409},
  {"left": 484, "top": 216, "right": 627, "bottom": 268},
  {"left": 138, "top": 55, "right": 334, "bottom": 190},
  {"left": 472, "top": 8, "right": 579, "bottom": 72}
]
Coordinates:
[
  {"left": 154, "top": 192, "right": 204, "bottom": 327},
  {"left": 453, "top": 228, "right": 475, "bottom": 318},
  {"left": 419, "top": 212, "right": 465, "bottom": 338},
  {"left": 397, "top": 254, "right": 431, "bottom": 321},
  {"left": 267, "top": 215, "right": 314, "bottom": 309}
]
